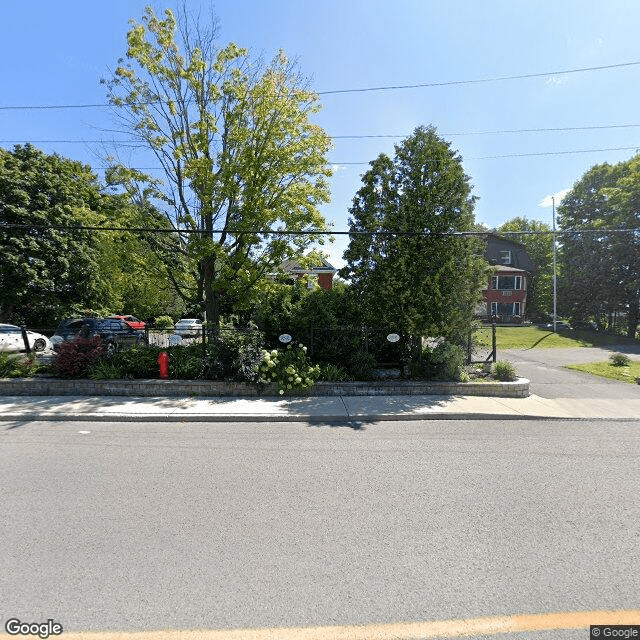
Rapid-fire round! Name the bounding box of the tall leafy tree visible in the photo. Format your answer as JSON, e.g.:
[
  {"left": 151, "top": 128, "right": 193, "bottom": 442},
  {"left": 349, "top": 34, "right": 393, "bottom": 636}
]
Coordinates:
[
  {"left": 0, "top": 145, "right": 113, "bottom": 328},
  {"left": 557, "top": 156, "right": 640, "bottom": 337},
  {"left": 104, "top": 5, "right": 332, "bottom": 327},
  {"left": 340, "top": 126, "right": 487, "bottom": 346},
  {"left": 498, "top": 217, "right": 553, "bottom": 318}
]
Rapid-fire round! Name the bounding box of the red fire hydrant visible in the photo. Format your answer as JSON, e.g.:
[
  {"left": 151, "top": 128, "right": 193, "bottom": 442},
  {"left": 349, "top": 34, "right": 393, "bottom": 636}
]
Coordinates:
[{"left": 158, "top": 351, "right": 169, "bottom": 379}]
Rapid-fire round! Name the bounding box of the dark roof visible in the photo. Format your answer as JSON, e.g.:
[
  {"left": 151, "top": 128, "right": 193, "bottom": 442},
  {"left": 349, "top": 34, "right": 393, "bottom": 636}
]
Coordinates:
[{"left": 484, "top": 234, "right": 536, "bottom": 272}]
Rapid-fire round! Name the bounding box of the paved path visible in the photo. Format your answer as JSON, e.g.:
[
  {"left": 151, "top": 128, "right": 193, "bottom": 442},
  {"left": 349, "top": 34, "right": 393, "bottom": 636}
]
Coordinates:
[
  {"left": 500, "top": 346, "right": 640, "bottom": 399},
  {"left": 1, "top": 389, "right": 640, "bottom": 422}
]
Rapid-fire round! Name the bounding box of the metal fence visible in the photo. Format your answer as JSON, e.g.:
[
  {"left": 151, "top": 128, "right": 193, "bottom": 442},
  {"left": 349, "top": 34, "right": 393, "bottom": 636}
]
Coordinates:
[{"left": 466, "top": 323, "right": 497, "bottom": 365}]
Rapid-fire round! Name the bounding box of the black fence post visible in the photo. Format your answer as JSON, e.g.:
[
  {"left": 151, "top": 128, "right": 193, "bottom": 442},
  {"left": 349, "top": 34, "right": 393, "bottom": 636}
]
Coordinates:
[
  {"left": 20, "top": 326, "right": 31, "bottom": 354},
  {"left": 492, "top": 322, "right": 497, "bottom": 362},
  {"left": 309, "top": 325, "right": 314, "bottom": 360}
]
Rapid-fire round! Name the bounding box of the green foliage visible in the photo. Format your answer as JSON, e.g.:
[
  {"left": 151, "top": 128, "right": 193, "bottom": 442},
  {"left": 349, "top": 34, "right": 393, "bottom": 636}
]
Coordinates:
[
  {"left": 340, "top": 126, "right": 486, "bottom": 342},
  {"left": 51, "top": 337, "right": 107, "bottom": 379},
  {"left": 411, "top": 340, "right": 465, "bottom": 381},
  {"left": 154, "top": 315, "right": 175, "bottom": 330},
  {"left": 0, "top": 145, "right": 114, "bottom": 327},
  {"left": 89, "top": 360, "right": 126, "bottom": 380},
  {"left": 0, "top": 352, "right": 43, "bottom": 378},
  {"left": 166, "top": 345, "right": 205, "bottom": 380},
  {"left": 258, "top": 343, "right": 320, "bottom": 394},
  {"left": 558, "top": 155, "right": 640, "bottom": 337},
  {"left": 105, "top": 6, "right": 333, "bottom": 327},
  {"left": 348, "top": 350, "right": 376, "bottom": 381},
  {"left": 316, "top": 363, "right": 354, "bottom": 382},
  {"left": 105, "top": 345, "right": 163, "bottom": 379},
  {"left": 0, "top": 353, "right": 15, "bottom": 378},
  {"left": 609, "top": 353, "right": 631, "bottom": 367},
  {"left": 492, "top": 360, "right": 518, "bottom": 382}
]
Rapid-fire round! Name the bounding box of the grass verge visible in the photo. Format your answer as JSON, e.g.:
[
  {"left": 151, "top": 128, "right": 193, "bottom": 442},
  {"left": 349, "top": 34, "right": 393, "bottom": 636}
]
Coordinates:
[
  {"left": 566, "top": 360, "right": 640, "bottom": 384},
  {"left": 475, "top": 326, "right": 638, "bottom": 349}
]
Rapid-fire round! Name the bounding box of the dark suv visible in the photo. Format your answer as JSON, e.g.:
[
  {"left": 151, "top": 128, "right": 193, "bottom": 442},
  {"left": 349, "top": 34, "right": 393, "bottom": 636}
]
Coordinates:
[{"left": 51, "top": 318, "right": 147, "bottom": 353}]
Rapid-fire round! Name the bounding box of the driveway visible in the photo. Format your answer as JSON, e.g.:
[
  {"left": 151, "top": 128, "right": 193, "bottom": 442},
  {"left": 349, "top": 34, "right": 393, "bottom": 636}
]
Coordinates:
[{"left": 500, "top": 345, "right": 640, "bottom": 399}]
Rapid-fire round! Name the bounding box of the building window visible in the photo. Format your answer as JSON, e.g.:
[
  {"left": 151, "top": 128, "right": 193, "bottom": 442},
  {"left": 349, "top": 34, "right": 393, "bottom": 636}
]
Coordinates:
[
  {"left": 491, "top": 302, "right": 521, "bottom": 317},
  {"left": 500, "top": 250, "right": 512, "bottom": 265},
  {"left": 492, "top": 275, "right": 522, "bottom": 290}
]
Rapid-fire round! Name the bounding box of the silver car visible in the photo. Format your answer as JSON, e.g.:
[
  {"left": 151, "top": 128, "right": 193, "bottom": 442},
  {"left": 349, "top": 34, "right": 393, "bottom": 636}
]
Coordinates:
[{"left": 174, "top": 318, "right": 203, "bottom": 337}]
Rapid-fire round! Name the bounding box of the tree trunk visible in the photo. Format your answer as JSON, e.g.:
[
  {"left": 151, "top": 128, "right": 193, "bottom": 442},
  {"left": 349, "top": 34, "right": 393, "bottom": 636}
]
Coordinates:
[
  {"left": 202, "top": 255, "right": 220, "bottom": 331},
  {"left": 627, "top": 298, "right": 639, "bottom": 339}
]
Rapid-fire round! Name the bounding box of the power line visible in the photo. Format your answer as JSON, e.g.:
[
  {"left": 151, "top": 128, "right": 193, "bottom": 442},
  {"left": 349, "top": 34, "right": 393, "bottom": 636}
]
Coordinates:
[
  {"left": 1, "top": 223, "right": 638, "bottom": 237},
  {"left": 4, "top": 123, "right": 640, "bottom": 145},
  {"left": 331, "top": 124, "right": 640, "bottom": 138},
  {"left": 1, "top": 61, "right": 639, "bottom": 111},
  {"left": 317, "top": 61, "right": 640, "bottom": 95},
  {"left": 331, "top": 146, "right": 640, "bottom": 165}
]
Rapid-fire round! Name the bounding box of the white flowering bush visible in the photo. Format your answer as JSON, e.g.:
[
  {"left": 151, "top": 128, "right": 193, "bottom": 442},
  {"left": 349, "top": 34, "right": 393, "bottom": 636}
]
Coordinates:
[{"left": 259, "top": 343, "right": 320, "bottom": 394}]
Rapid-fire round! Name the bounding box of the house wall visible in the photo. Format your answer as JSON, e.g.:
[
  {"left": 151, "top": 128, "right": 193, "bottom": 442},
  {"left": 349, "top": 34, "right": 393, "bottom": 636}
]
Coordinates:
[
  {"left": 318, "top": 273, "right": 333, "bottom": 290},
  {"left": 483, "top": 269, "right": 527, "bottom": 321}
]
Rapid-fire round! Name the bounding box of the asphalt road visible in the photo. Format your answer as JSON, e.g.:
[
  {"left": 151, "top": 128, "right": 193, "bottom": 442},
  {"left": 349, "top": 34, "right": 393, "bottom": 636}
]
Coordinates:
[
  {"left": 1, "top": 418, "right": 639, "bottom": 638},
  {"left": 500, "top": 346, "right": 640, "bottom": 398}
]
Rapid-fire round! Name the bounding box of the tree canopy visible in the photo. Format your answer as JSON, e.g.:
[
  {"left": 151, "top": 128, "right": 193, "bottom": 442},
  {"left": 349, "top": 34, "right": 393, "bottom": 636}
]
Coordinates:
[
  {"left": 0, "top": 145, "right": 113, "bottom": 327},
  {"left": 340, "top": 126, "right": 487, "bottom": 344},
  {"left": 557, "top": 155, "right": 640, "bottom": 336},
  {"left": 105, "top": 5, "right": 333, "bottom": 327}
]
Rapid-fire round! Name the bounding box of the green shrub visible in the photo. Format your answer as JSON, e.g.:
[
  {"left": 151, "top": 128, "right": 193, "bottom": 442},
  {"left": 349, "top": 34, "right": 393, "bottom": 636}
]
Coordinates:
[
  {"left": 107, "top": 345, "right": 163, "bottom": 378},
  {"left": 89, "top": 360, "right": 126, "bottom": 380},
  {"left": 0, "top": 352, "right": 15, "bottom": 378},
  {"left": 411, "top": 340, "right": 466, "bottom": 381},
  {"left": 609, "top": 353, "right": 631, "bottom": 367},
  {"left": 430, "top": 341, "right": 465, "bottom": 380},
  {"left": 167, "top": 344, "right": 206, "bottom": 379},
  {"left": 207, "top": 328, "right": 264, "bottom": 383},
  {"left": 348, "top": 350, "right": 376, "bottom": 380},
  {"left": 492, "top": 360, "right": 518, "bottom": 381},
  {"left": 317, "top": 363, "right": 354, "bottom": 381},
  {"left": 259, "top": 343, "right": 320, "bottom": 394},
  {"left": 0, "top": 352, "right": 42, "bottom": 378},
  {"left": 155, "top": 315, "right": 174, "bottom": 330}
]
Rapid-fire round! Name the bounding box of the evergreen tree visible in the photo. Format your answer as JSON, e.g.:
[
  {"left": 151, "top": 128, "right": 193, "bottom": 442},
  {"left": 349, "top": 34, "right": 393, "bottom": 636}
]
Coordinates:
[{"left": 340, "top": 126, "right": 487, "bottom": 346}]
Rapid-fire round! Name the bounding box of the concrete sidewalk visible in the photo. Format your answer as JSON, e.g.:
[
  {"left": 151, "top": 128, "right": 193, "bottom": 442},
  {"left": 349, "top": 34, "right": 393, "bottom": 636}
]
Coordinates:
[{"left": 1, "top": 393, "right": 639, "bottom": 422}]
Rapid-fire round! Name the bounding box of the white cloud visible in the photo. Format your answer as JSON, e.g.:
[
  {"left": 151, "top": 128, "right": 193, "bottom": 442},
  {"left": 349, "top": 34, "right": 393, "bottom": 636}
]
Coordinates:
[
  {"left": 545, "top": 76, "right": 567, "bottom": 86},
  {"left": 539, "top": 188, "right": 570, "bottom": 208}
]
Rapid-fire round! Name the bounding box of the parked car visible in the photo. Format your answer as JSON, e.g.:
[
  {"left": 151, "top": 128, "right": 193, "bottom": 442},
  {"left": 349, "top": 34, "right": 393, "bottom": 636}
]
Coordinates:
[
  {"left": 0, "top": 324, "right": 51, "bottom": 352},
  {"left": 51, "top": 318, "right": 147, "bottom": 353},
  {"left": 174, "top": 318, "right": 203, "bottom": 337},
  {"left": 544, "top": 321, "right": 572, "bottom": 331},
  {"left": 107, "top": 315, "right": 146, "bottom": 330}
]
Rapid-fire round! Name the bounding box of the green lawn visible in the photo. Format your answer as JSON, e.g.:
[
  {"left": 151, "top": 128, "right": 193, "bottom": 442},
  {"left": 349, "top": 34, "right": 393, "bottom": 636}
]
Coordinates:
[
  {"left": 475, "top": 326, "right": 639, "bottom": 350},
  {"left": 566, "top": 360, "right": 640, "bottom": 384}
]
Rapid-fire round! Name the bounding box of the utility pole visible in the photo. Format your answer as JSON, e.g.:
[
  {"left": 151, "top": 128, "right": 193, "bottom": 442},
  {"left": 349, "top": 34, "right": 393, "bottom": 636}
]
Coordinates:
[{"left": 552, "top": 196, "right": 557, "bottom": 333}]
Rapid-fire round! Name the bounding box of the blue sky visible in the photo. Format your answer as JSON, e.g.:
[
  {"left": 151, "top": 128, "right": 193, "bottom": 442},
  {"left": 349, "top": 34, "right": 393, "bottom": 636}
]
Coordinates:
[{"left": 2, "top": 0, "right": 640, "bottom": 267}]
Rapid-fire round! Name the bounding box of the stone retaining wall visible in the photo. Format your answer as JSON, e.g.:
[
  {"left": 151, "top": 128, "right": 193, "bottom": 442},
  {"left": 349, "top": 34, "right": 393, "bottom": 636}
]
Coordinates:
[{"left": 0, "top": 377, "right": 529, "bottom": 398}]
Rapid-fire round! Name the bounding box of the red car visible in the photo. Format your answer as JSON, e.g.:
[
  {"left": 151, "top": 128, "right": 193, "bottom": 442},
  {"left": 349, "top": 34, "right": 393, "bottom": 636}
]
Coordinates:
[{"left": 107, "top": 315, "right": 146, "bottom": 330}]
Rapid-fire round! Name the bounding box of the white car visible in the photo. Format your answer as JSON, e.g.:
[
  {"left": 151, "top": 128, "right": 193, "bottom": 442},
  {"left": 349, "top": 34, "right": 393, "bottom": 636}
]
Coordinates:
[
  {"left": 0, "top": 324, "right": 51, "bottom": 352},
  {"left": 174, "top": 318, "right": 203, "bottom": 337}
]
